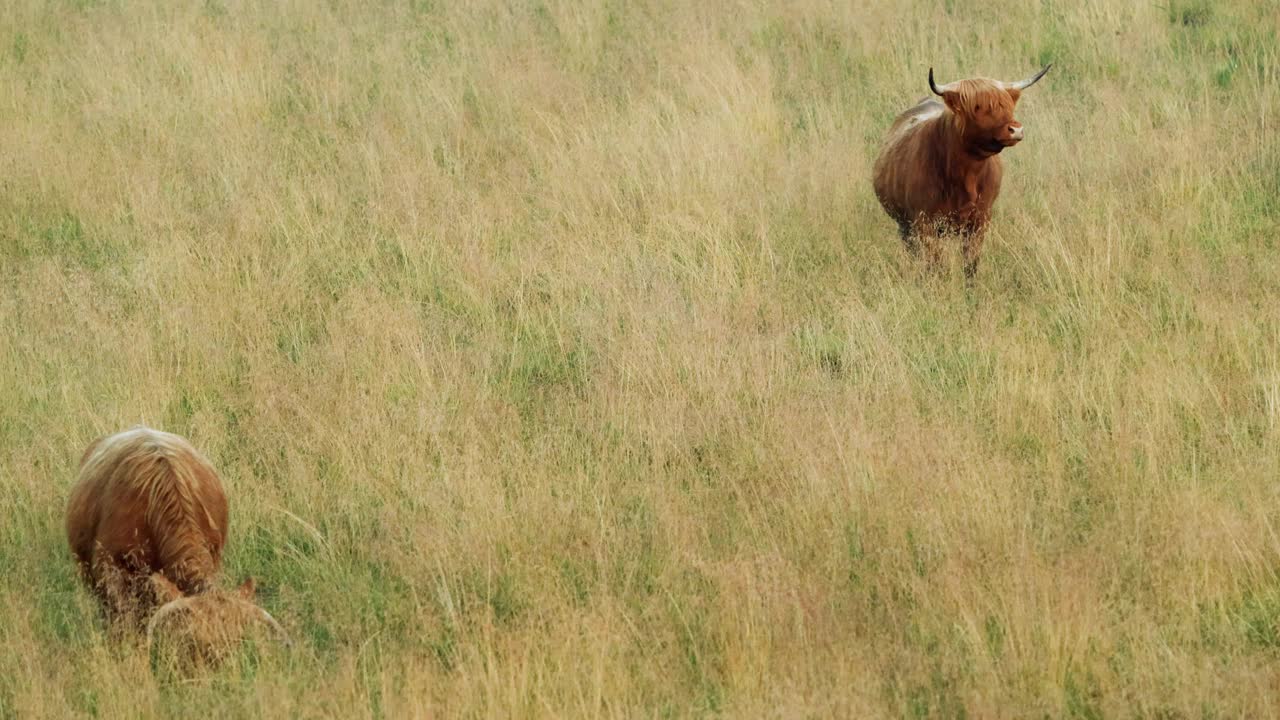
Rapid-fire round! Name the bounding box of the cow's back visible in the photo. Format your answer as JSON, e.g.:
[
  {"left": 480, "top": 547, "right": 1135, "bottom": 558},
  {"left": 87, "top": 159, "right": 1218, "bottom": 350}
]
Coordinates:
[
  {"left": 872, "top": 98, "right": 948, "bottom": 226},
  {"left": 67, "top": 428, "right": 229, "bottom": 601},
  {"left": 887, "top": 97, "right": 946, "bottom": 137}
]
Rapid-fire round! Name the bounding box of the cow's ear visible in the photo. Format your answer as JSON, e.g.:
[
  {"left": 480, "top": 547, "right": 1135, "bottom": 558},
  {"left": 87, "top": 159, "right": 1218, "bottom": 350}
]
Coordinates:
[
  {"left": 939, "top": 90, "right": 966, "bottom": 116},
  {"left": 149, "top": 573, "right": 184, "bottom": 605},
  {"left": 1006, "top": 87, "right": 1022, "bottom": 104},
  {"left": 237, "top": 577, "right": 257, "bottom": 599}
]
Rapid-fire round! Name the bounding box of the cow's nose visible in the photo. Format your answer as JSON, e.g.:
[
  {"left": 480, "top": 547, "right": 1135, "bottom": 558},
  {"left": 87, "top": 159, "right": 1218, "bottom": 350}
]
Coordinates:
[{"left": 1009, "top": 125, "right": 1024, "bottom": 141}]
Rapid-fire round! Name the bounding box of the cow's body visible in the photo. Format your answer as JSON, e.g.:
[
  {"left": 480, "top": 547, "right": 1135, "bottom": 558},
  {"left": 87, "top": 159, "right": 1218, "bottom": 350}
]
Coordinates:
[
  {"left": 67, "top": 427, "right": 287, "bottom": 669},
  {"left": 66, "top": 427, "right": 228, "bottom": 625},
  {"left": 873, "top": 67, "right": 1050, "bottom": 277},
  {"left": 874, "top": 98, "right": 1004, "bottom": 239}
]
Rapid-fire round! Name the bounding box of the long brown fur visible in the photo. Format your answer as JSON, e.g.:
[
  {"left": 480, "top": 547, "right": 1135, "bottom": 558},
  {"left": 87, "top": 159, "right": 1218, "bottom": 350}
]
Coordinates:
[
  {"left": 66, "top": 427, "right": 229, "bottom": 627},
  {"left": 872, "top": 71, "right": 1045, "bottom": 278}
]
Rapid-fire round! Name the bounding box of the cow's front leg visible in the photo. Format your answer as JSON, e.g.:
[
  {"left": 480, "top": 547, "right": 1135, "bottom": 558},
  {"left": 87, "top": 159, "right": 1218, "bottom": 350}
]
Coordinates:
[
  {"left": 962, "top": 228, "right": 986, "bottom": 279},
  {"left": 900, "top": 224, "right": 922, "bottom": 257},
  {"left": 956, "top": 199, "right": 990, "bottom": 280},
  {"left": 905, "top": 217, "right": 943, "bottom": 270},
  {"left": 90, "top": 546, "right": 143, "bottom": 636},
  {"left": 92, "top": 543, "right": 159, "bottom": 636}
]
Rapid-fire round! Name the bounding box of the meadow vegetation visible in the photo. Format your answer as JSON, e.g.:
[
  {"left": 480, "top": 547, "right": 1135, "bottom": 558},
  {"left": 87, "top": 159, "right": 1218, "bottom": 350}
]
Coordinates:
[{"left": 1, "top": 0, "right": 1278, "bottom": 716}]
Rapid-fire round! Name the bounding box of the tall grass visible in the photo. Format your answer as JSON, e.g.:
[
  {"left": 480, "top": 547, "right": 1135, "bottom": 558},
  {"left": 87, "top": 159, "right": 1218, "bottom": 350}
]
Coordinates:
[{"left": 1, "top": 0, "right": 1277, "bottom": 716}]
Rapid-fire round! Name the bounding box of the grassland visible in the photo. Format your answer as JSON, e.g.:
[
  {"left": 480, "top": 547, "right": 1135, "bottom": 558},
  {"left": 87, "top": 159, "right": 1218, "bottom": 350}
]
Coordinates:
[{"left": 1, "top": 0, "right": 1278, "bottom": 717}]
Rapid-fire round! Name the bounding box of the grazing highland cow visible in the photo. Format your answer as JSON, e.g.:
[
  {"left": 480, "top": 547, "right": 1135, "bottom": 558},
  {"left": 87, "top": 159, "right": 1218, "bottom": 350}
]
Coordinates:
[
  {"left": 872, "top": 65, "right": 1051, "bottom": 277},
  {"left": 66, "top": 427, "right": 283, "bottom": 660}
]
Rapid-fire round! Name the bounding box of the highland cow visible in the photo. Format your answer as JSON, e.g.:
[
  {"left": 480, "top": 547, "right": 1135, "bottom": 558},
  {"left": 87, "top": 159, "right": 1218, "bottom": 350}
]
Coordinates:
[
  {"left": 872, "top": 65, "right": 1051, "bottom": 277},
  {"left": 66, "top": 427, "right": 283, "bottom": 656}
]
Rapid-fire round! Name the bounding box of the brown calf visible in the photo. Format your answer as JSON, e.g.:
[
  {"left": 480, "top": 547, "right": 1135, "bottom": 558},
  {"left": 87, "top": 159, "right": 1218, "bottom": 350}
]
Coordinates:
[{"left": 872, "top": 65, "right": 1051, "bottom": 277}]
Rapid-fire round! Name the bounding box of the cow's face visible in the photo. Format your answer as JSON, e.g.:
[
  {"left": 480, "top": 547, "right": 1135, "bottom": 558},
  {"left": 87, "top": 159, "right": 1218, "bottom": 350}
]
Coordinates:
[
  {"left": 958, "top": 87, "right": 1024, "bottom": 156},
  {"left": 928, "top": 67, "right": 1051, "bottom": 158},
  {"left": 146, "top": 574, "right": 287, "bottom": 674}
]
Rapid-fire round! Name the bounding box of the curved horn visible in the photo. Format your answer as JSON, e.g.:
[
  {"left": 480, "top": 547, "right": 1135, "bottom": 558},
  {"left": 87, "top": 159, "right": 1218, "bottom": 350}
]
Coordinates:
[
  {"left": 145, "top": 597, "right": 194, "bottom": 650},
  {"left": 260, "top": 609, "right": 291, "bottom": 647},
  {"left": 928, "top": 67, "right": 945, "bottom": 96},
  {"left": 1008, "top": 64, "right": 1052, "bottom": 91}
]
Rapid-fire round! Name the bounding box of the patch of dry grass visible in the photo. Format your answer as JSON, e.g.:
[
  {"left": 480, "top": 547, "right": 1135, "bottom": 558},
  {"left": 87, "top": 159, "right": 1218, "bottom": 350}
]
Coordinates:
[{"left": 2, "top": 0, "right": 1278, "bottom": 716}]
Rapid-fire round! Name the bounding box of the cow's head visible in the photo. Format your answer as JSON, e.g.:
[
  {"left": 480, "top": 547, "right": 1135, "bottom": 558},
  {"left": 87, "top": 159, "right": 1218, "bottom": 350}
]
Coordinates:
[
  {"left": 929, "top": 66, "right": 1051, "bottom": 157},
  {"left": 146, "top": 574, "right": 288, "bottom": 675}
]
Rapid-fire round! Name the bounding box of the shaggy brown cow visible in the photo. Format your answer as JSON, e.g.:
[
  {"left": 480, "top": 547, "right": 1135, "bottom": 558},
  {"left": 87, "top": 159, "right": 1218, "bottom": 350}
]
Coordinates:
[
  {"left": 872, "top": 65, "right": 1051, "bottom": 277},
  {"left": 66, "top": 427, "right": 282, "bottom": 653}
]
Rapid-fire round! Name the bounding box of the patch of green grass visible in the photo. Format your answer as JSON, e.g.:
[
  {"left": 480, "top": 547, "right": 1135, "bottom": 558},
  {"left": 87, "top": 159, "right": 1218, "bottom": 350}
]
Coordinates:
[
  {"left": 10, "top": 32, "right": 27, "bottom": 64},
  {"left": 1231, "top": 589, "right": 1280, "bottom": 650},
  {"left": 664, "top": 569, "right": 725, "bottom": 713},
  {"left": 1166, "top": 0, "right": 1213, "bottom": 28},
  {"left": 794, "top": 319, "right": 846, "bottom": 377},
  {"left": 497, "top": 316, "right": 593, "bottom": 422},
  {"left": 1064, "top": 665, "right": 1104, "bottom": 719},
  {"left": 274, "top": 312, "right": 328, "bottom": 366},
  {"left": 1, "top": 209, "right": 128, "bottom": 271}
]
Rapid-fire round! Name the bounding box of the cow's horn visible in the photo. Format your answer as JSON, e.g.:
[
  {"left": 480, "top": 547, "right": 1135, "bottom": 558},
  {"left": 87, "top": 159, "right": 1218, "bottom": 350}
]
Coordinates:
[
  {"left": 1008, "top": 64, "right": 1052, "bottom": 91},
  {"left": 928, "top": 68, "right": 946, "bottom": 96},
  {"left": 261, "top": 609, "right": 292, "bottom": 646}
]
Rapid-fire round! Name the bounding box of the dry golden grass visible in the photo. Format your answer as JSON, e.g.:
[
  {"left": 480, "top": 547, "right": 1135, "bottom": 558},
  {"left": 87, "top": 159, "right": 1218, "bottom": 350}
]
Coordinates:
[{"left": 1, "top": 0, "right": 1278, "bottom": 717}]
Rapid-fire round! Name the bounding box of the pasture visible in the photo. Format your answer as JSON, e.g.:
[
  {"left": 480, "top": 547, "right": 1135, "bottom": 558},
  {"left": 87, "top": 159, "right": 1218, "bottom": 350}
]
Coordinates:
[{"left": 1, "top": 0, "right": 1277, "bottom": 716}]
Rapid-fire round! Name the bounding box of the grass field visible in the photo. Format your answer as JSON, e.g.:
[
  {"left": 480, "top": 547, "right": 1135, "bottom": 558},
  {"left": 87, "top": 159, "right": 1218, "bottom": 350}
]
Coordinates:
[{"left": 1, "top": 0, "right": 1278, "bottom": 717}]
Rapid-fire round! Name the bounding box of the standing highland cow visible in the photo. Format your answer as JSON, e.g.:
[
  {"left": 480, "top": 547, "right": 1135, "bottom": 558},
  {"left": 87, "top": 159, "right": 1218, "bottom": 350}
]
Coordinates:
[
  {"left": 66, "top": 427, "right": 283, "bottom": 663},
  {"left": 872, "top": 65, "right": 1051, "bottom": 277}
]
